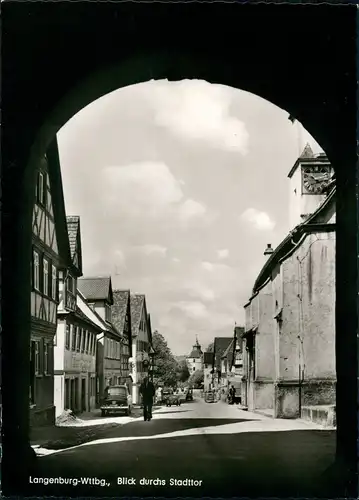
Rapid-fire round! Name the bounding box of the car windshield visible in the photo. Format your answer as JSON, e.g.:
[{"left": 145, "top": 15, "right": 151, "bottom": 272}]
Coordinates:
[{"left": 108, "top": 387, "right": 127, "bottom": 397}]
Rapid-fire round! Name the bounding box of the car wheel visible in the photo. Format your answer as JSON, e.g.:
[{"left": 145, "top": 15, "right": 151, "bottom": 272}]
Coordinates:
[{"left": 101, "top": 410, "right": 106, "bottom": 417}]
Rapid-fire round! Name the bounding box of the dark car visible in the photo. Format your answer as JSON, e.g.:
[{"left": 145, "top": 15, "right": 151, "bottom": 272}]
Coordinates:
[
  {"left": 205, "top": 390, "right": 215, "bottom": 403},
  {"left": 163, "top": 388, "right": 181, "bottom": 407},
  {"left": 185, "top": 388, "right": 193, "bottom": 401},
  {"left": 100, "top": 385, "right": 132, "bottom": 416}
]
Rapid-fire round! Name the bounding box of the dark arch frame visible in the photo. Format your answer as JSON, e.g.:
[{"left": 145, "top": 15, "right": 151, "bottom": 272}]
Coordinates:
[{"left": 2, "top": 2, "right": 357, "bottom": 496}]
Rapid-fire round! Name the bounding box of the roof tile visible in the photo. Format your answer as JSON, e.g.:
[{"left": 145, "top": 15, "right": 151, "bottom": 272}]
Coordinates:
[
  {"left": 112, "top": 290, "right": 130, "bottom": 335},
  {"left": 130, "top": 294, "right": 145, "bottom": 337},
  {"left": 78, "top": 276, "right": 112, "bottom": 302}
]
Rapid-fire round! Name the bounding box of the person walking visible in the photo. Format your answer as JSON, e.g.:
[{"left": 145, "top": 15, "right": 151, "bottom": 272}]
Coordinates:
[{"left": 139, "top": 377, "right": 155, "bottom": 421}]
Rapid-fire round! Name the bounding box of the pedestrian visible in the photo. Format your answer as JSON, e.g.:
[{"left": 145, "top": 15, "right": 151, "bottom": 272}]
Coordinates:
[
  {"left": 139, "top": 376, "right": 155, "bottom": 421},
  {"left": 230, "top": 384, "right": 236, "bottom": 404}
]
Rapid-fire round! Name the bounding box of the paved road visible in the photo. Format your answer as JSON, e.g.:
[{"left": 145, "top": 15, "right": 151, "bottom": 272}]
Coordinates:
[{"left": 29, "top": 397, "right": 336, "bottom": 498}]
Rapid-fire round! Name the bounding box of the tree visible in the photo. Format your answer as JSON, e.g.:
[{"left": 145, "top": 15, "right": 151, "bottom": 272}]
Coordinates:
[
  {"left": 152, "top": 330, "right": 178, "bottom": 387},
  {"left": 188, "top": 369, "right": 204, "bottom": 389},
  {"left": 176, "top": 359, "right": 190, "bottom": 382}
]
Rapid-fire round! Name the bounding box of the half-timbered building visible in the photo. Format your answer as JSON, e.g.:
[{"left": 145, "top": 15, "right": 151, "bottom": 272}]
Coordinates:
[
  {"left": 130, "top": 294, "right": 154, "bottom": 404},
  {"left": 54, "top": 216, "right": 101, "bottom": 417},
  {"left": 111, "top": 290, "right": 132, "bottom": 390},
  {"left": 30, "top": 140, "right": 72, "bottom": 426},
  {"left": 77, "top": 276, "right": 122, "bottom": 404}
]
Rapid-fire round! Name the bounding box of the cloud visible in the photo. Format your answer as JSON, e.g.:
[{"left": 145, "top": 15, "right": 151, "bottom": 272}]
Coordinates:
[
  {"left": 133, "top": 244, "right": 167, "bottom": 256},
  {"left": 186, "top": 283, "right": 216, "bottom": 302},
  {"left": 201, "top": 261, "right": 214, "bottom": 272},
  {"left": 217, "top": 249, "right": 229, "bottom": 259},
  {"left": 178, "top": 199, "right": 207, "bottom": 223},
  {"left": 113, "top": 249, "right": 127, "bottom": 269},
  {"left": 240, "top": 208, "right": 276, "bottom": 231},
  {"left": 173, "top": 301, "right": 208, "bottom": 319},
  {"left": 147, "top": 80, "right": 249, "bottom": 153},
  {"left": 102, "top": 161, "right": 184, "bottom": 216},
  {"left": 201, "top": 261, "right": 230, "bottom": 273}
]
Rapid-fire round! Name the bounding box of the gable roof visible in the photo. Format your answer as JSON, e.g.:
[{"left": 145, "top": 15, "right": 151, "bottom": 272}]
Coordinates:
[
  {"left": 45, "top": 138, "right": 72, "bottom": 271},
  {"left": 66, "top": 215, "right": 82, "bottom": 276},
  {"left": 78, "top": 276, "right": 114, "bottom": 304},
  {"left": 203, "top": 352, "right": 214, "bottom": 365},
  {"left": 111, "top": 290, "right": 130, "bottom": 335},
  {"left": 77, "top": 288, "right": 120, "bottom": 337},
  {"left": 222, "top": 338, "right": 234, "bottom": 359},
  {"left": 147, "top": 313, "right": 153, "bottom": 345},
  {"left": 77, "top": 289, "right": 107, "bottom": 332},
  {"left": 130, "top": 294, "right": 146, "bottom": 337},
  {"left": 213, "top": 337, "right": 233, "bottom": 369}
]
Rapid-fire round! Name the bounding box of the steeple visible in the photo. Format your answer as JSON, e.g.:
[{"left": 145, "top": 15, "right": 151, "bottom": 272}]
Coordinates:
[{"left": 299, "top": 143, "right": 314, "bottom": 159}]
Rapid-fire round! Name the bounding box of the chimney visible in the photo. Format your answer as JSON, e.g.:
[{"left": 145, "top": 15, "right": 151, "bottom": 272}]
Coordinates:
[{"left": 264, "top": 243, "right": 274, "bottom": 258}]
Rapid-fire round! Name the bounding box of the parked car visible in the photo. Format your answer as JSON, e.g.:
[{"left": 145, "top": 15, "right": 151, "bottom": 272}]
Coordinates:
[
  {"left": 163, "top": 388, "right": 181, "bottom": 407},
  {"left": 185, "top": 388, "right": 193, "bottom": 401},
  {"left": 204, "top": 390, "right": 215, "bottom": 403},
  {"left": 100, "top": 385, "right": 132, "bottom": 416}
]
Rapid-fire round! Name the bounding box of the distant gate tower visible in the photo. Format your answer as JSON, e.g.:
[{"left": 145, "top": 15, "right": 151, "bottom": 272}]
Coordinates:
[{"left": 186, "top": 337, "right": 203, "bottom": 374}]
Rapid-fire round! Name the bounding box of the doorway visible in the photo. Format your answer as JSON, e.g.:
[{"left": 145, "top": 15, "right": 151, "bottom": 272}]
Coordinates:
[{"left": 81, "top": 378, "right": 86, "bottom": 412}]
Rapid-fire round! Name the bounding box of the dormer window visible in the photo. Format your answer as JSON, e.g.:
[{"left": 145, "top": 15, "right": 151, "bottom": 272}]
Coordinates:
[{"left": 105, "top": 303, "right": 111, "bottom": 323}]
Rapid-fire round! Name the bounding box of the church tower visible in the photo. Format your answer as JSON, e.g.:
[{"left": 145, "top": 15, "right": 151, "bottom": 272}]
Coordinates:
[
  {"left": 186, "top": 337, "right": 203, "bottom": 374},
  {"left": 288, "top": 143, "right": 334, "bottom": 229}
]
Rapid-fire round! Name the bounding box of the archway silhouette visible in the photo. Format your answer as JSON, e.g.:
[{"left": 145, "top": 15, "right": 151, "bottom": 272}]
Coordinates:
[{"left": 2, "top": 2, "right": 357, "bottom": 496}]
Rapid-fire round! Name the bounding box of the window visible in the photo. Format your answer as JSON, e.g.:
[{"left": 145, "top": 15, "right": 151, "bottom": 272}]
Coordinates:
[
  {"left": 85, "top": 331, "right": 89, "bottom": 354},
  {"left": 90, "top": 334, "right": 94, "bottom": 356},
  {"left": 65, "top": 324, "right": 71, "bottom": 350},
  {"left": 76, "top": 328, "right": 81, "bottom": 352},
  {"left": 80, "top": 329, "right": 84, "bottom": 353},
  {"left": 72, "top": 326, "right": 77, "bottom": 350},
  {"left": 193, "top": 359, "right": 196, "bottom": 363},
  {"left": 193, "top": 367, "right": 196, "bottom": 372},
  {"left": 43, "top": 341, "right": 51, "bottom": 375},
  {"left": 33, "top": 250, "right": 40, "bottom": 291},
  {"left": 51, "top": 265, "right": 57, "bottom": 299},
  {"left": 43, "top": 259, "right": 49, "bottom": 296},
  {"left": 34, "top": 341, "right": 40, "bottom": 375}
]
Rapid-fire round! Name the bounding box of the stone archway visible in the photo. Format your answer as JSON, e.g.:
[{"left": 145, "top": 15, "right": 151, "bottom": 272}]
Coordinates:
[{"left": 2, "top": 2, "right": 357, "bottom": 496}]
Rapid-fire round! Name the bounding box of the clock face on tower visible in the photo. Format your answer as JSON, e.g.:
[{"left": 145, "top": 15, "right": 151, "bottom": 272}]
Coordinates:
[{"left": 302, "top": 165, "right": 332, "bottom": 194}]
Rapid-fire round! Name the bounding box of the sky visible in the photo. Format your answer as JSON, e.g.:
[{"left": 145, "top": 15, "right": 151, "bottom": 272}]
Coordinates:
[{"left": 57, "top": 79, "right": 322, "bottom": 356}]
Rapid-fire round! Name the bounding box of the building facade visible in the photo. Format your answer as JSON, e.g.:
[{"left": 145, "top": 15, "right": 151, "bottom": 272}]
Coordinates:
[
  {"left": 130, "top": 294, "right": 153, "bottom": 404},
  {"left": 30, "top": 142, "right": 72, "bottom": 426},
  {"left": 111, "top": 290, "right": 132, "bottom": 389},
  {"left": 78, "top": 276, "right": 122, "bottom": 403},
  {"left": 232, "top": 326, "right": 244, "bottom": 377},
  {"left": 212, "top": 337, "right": 233, "bottom": 390},
  {"left": 203, "top": 352, "right": 214, "bottom": 392},
  {"left": 186, "top": 338, "right": 203, "bottom": 374},
  {"left": 242, "top": 145, "right": 336, "bottom": 418},
  {"left": 54, "top": 216, "right": 100, "bottom": 417}
]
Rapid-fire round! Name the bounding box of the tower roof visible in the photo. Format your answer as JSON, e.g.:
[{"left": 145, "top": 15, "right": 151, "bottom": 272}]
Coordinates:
[{"left": 299, "top": 142, "right": 314, "bottom": 159}]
